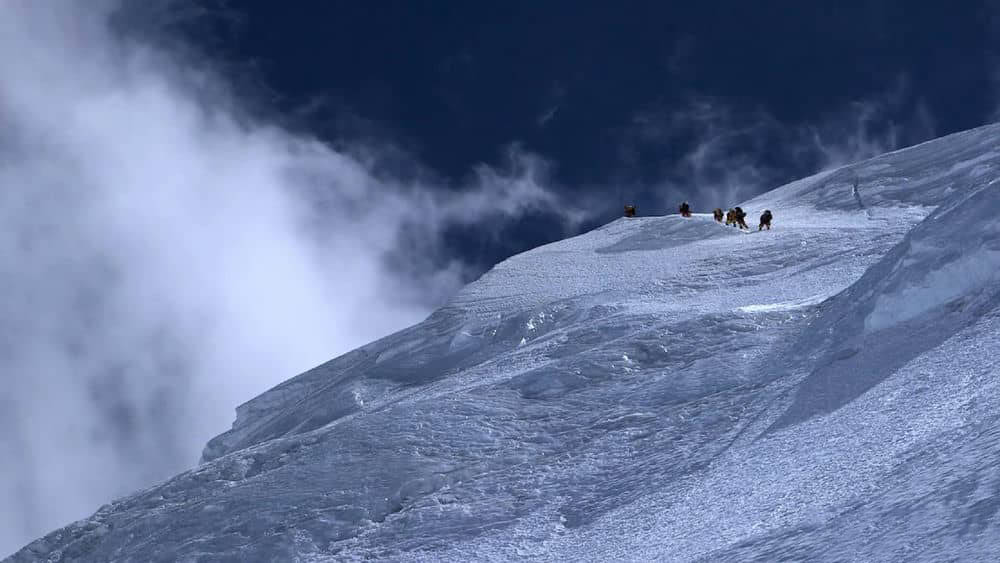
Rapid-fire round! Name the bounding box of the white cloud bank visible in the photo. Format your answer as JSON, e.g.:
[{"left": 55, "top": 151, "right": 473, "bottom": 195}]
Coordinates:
[{"left": 0, "top": 1, "right": 577, "bottom": 554}]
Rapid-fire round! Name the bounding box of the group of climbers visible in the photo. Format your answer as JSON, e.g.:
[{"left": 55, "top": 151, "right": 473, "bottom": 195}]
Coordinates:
[
  {"left": 624, "top": 202, "right": 772, "bottom": 231},
  {"left": 686, "top": 202, "right": 772, "bottom": 231},
  {"left": 717, "top": 205, "right": 771, "bottom": 230}
]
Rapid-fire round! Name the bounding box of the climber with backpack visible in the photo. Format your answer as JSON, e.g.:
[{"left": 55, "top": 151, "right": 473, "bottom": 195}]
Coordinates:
[
  {"left": 733, "top": 207, "right": 749, "bottom": 230},
  {"left": 759, "top": 209, "right": 773, "bottom": 230}
]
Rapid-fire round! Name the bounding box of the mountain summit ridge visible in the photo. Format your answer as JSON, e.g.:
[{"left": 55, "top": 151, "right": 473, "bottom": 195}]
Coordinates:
[{"left": 10, "top": 122, "right": 1000, "bottom": 562}]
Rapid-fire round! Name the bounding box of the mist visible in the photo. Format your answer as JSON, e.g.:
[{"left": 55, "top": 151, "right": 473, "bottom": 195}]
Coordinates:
[
  {"left": 0, "top": 1, "right": 576, "bottom": 554},
  {"left": 620, "top": 78, "right": 937, "bottom": 214}
]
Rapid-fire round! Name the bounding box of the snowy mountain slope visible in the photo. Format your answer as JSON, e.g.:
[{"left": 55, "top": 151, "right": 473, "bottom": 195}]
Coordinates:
[{"left": 8, "top": 122, "right": 1000, "bottom": 562}]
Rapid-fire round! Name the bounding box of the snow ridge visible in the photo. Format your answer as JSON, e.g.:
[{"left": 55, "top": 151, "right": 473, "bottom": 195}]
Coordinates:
[{"left": 8, "top": 122, "right": 1000, "bottom": 562}]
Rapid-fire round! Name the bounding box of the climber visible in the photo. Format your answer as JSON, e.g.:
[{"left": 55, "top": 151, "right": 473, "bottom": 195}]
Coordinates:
[
  {"left": 624, "top": 204, "right": 637, "bottom": 218},
  {"left": 725, "top": 208, "right": 736, "bottom": 226},
  {"left": 713, "top": 208, "right": 724, "bottom": 222},
  {"left": 733, "top": 207, "right": 749, "bottom": 230},
  {"left": 759, "top": 209, "right": 773, "bottom": 231},
  {"left": 679, "top": 201, "right": 692, "bottom": 217}
]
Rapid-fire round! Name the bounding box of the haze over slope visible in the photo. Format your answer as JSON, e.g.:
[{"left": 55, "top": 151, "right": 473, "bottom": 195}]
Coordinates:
[{"left": 9, "top": 124, "right": 1000, "bottom": 561}]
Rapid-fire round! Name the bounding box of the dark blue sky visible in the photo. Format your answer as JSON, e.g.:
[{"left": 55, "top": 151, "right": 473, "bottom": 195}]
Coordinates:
[{"left": 160, "top": 0, "right": 1000, "bottom": 276}]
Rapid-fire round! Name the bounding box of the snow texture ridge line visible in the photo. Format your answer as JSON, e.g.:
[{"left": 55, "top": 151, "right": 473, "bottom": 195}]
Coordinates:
[{"left": 8, "top": 122, "right": 1000, "bottom": 562}]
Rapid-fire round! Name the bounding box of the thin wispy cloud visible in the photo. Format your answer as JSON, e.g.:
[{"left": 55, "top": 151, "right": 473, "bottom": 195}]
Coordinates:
[
  {"left": 538, "top": 105, "right": 560, "bottom": 127},
  {"left": 619, "top": 78, "right": 936, "bottom": 213}
]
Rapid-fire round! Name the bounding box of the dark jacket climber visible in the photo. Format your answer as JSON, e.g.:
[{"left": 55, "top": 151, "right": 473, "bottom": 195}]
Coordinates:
[
  {"left": 624, "top": 204, "right": 636, "bottom": 218},
  {"left": 713, "top": 208, "right": 724, "bottom": 222},
  {"left": 759, "top": 209, "right": 773, "bottom": 231},
  {"left": 733, "top": 207, "right": 749, "bottom": 230},
  {"left": 679, "top": 202, "right": 692, "bottom": 217}
]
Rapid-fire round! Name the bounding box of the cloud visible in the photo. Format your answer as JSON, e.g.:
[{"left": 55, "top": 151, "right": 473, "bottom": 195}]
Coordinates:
[
  {"left": 537, "top": 105, "right": 560, "bottom": 127},
  {"left": 620, "top": 77, "right": 937, "bottom": 213},
  {"left": 0, "top": 1, "right": 579, "bottom": 554},
  {"left": 796, "top": 76, "right": 936, "bottom": 171},
  {"left": 536, "top": 81, "right": 567, "bottom": 128}
]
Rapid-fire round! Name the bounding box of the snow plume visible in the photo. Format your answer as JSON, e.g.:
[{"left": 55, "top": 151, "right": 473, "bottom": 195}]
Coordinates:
[
  {"left": 624, "top": 78, "right": 936, "bottom": 212},
  {"left": 0, "top": 1, "right": 573, "bottom": 554},
  {"left": 797, "top": 77, "right": 937, "bottom": 170}
]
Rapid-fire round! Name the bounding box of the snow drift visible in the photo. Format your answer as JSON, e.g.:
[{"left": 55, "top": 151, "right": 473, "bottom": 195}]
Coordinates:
[{"left": 8, "top": 123, "right": 1000, "bottom": 562}]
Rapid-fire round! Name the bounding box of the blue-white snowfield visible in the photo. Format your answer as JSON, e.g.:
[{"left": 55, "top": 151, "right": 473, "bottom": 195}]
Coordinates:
[{"left": 11, "top": 123, "right": 1000, "bottom": 562}]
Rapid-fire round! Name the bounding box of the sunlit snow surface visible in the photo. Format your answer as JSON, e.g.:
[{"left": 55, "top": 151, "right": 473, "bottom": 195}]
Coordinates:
[{"left": 10, "top": 124, "right": 1000, "bottom": 562}]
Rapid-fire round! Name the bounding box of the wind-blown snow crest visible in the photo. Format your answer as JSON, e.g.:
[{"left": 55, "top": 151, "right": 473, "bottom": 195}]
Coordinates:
[
  {"left": 864, "top": 181, "right": 1000, "bottom": 332},
  {"left": 8, "top": 123, "right": 1000, "bottom": 562}
]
